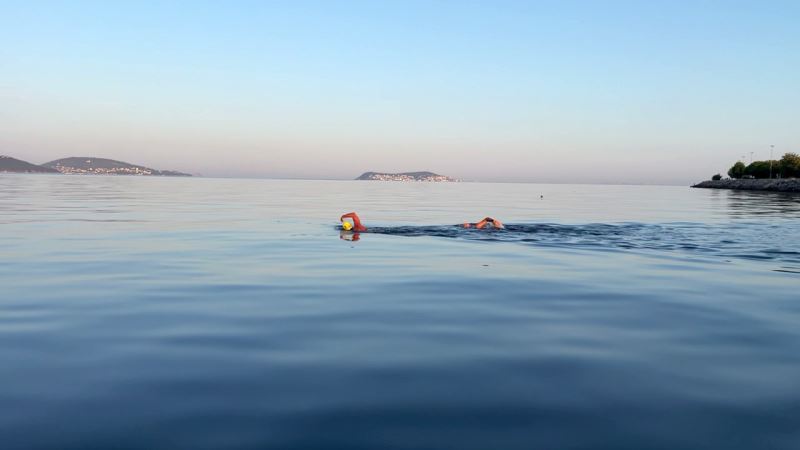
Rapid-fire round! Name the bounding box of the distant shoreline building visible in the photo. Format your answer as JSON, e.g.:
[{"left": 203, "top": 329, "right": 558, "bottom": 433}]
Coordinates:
[{"left": 51, "top": 160, "right": 155, "bottom": 175}]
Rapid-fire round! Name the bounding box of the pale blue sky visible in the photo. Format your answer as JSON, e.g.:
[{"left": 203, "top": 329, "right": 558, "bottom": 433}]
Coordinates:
[{"left": 1, "top": 1, "right": 798, "bottom": 183}]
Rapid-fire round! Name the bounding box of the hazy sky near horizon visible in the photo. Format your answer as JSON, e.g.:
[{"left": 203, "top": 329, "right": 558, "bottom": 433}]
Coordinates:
[{"left": 1, "top": 0, "right": 798, "bottom": 184}]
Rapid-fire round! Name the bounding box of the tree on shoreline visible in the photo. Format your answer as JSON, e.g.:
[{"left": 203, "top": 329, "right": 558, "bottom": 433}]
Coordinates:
[
  {"left": 725, "top": 153, "right": 798, "bottom": 179},
  {"left": 780, "top": 152, "right": 800, "bottom": 178},
  {"left": 744, "top": 160, "right": 780, "bottom": 178},
  {"left": 727, "top": 161, "right": 746, "bottom": 179}
]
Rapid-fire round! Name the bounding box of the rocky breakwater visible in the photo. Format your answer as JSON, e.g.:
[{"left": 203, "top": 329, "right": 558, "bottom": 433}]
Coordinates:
[{"left": 692, "top": 179, "right": 800, "bottom": 193}]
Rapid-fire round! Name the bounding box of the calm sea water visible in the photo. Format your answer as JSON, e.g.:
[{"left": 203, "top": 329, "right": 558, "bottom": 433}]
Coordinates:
[{"left": 1, "top": 175, "right": 799, "bottom": 450}]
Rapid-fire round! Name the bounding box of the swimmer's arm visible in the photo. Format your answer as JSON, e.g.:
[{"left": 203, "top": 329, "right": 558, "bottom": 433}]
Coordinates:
[
  {"left": 474, "top": 218, "right": 503, "bottom": 229},
  {"left": 340, "top": 212, "right": 367, "bottom": 231}
]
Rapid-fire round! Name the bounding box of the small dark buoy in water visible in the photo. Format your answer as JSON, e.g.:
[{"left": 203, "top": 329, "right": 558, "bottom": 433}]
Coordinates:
[{"left": 540, "top": 195, "right": 544, "bottom": 199}]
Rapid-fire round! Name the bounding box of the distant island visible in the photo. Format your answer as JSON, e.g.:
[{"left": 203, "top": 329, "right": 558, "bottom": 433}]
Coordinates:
[
  {"left": 0, "top": 155, "right": 60, "bottom": 173},
  {"left": 356, "top": 171, "right": 458, "bottom": 182},
  {"left": 0, "top": 155, "right": 191, "bottom": 176},
  {"left": 43, "top": 157, "right": 192, "bottom": 176}
]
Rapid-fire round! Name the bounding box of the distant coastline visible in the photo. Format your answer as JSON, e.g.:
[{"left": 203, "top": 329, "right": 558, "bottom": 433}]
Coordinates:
[
  {"left": 0, "top": 155, "right": 191, "bottom": 177},
  {"left": 356, "top": 171, "right": 458, "bottom": 182},
  {"left": 691, "top": 152, "right": 800, "bottom": 192},
  {"left": 692, "top": 179, "right": 800, "bottom": 193}
]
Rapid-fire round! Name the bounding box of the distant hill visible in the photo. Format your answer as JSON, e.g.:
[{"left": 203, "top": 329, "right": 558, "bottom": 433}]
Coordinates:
[
  {"left": 43, "top": 157, "right": 191, "bottom": 176},
  {"left": 0, "top": 155, "right": 60, "bottom": 173},
  {"left": 356, "top": 171, "right": 457, "bottom": 182}
]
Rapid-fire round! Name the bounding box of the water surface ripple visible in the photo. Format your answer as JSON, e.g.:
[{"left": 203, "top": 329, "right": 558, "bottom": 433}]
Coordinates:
[
  {"left": 1, "top": 175, "right": 799, "bottom": 450},
  {"left": 361, "top": 221, "right": 800, "bottom": 265}
]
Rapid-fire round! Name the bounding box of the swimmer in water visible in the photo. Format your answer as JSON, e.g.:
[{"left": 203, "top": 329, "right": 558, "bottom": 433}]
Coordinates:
[
  {"left": 340, "top": 212, "right": 368, "bottom": 232},
  {"left": 340, "top": 212, "right": 503, "bottom": 231},
  {"left": 462, "top": 217, "right": 504, "bottom": 229}
]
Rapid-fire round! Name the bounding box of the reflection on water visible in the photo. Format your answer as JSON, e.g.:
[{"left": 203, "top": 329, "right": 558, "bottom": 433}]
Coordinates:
[
  {"left": 1, "top": 175, "right": 799, "bottom": 450},
  {"left": 712, "top": 188, "right": 800, "bottom": 217}
]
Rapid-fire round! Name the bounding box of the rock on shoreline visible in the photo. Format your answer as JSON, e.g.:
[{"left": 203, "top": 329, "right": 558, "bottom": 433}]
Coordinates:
[{"left": 692, "top": 179, "right": 800, "bottom": 192}]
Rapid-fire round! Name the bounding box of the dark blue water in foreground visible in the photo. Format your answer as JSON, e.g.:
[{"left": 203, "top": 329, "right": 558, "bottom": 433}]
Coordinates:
[{"left": 1, "top": 175, "right": 799, "bottom": 450}]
